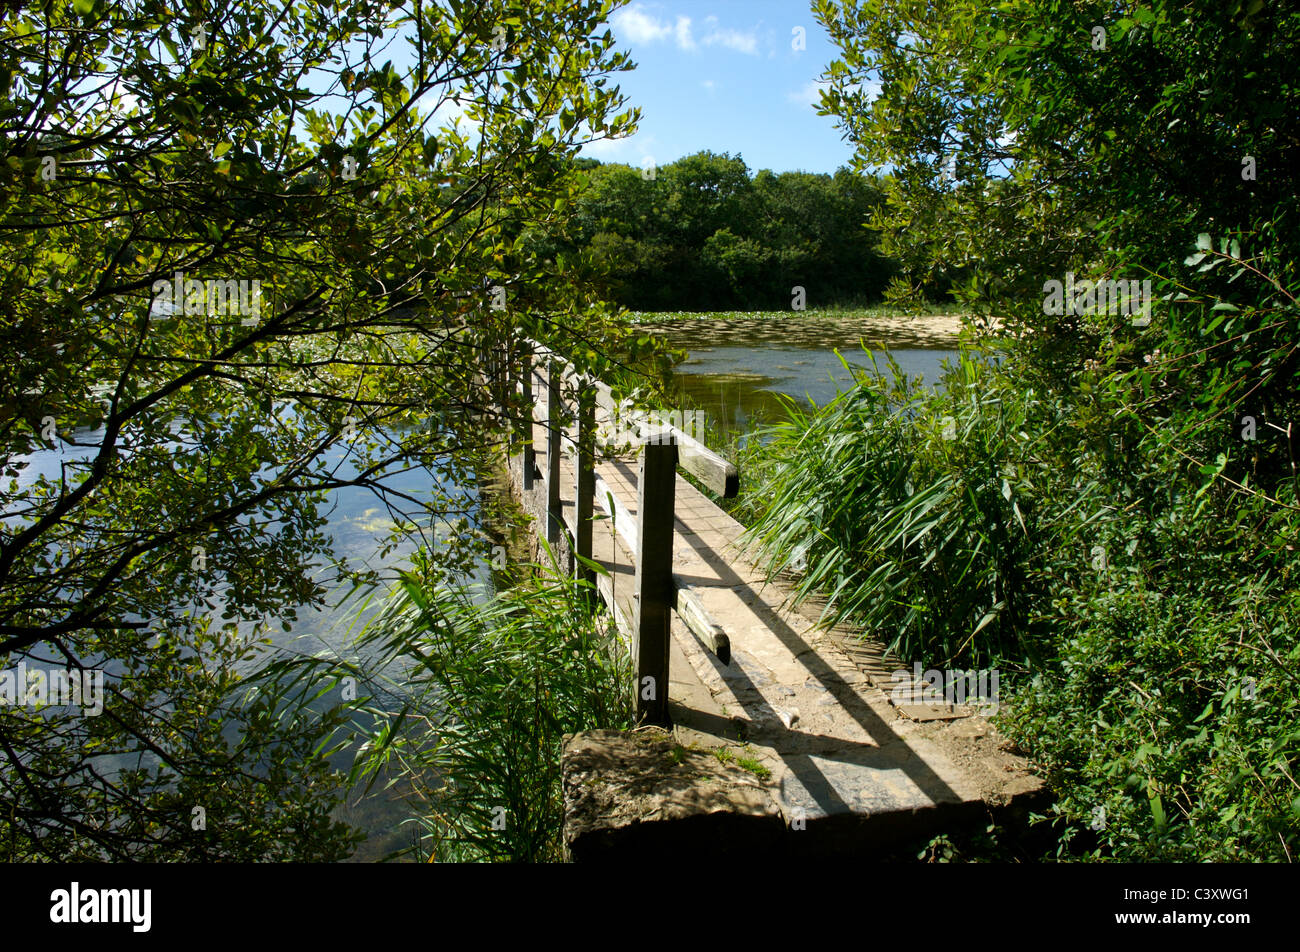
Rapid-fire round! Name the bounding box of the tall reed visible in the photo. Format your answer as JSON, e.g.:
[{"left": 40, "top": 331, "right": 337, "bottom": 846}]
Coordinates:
[
  {"left": 739, "top": 346, "right": 1044, "bottom": 668},
  {"left": 349, "top": 548, "right": 633, "bottom": 861}
]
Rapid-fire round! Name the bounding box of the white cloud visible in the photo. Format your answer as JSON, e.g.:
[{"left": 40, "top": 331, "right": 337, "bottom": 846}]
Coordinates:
[
  {"left": 703, "top": 28, "right": 758, "bottom": 55},
  {"left": 787, "top": 80, "right": 828, "bottom": 107},
  {"left": 611, "top": 5, "right": 671, "bottom": 44},
  {"left": 852, "top": 79, "right": 883, "bottom": 101},
  {"left": 787, "top": 78, "right": 881, "bottom": 111},
  {"left": 611, "top": 5, "right": 757, "bottom": 55},
  {"left": 674, "top": 16, "right": 696, "bottom": 51},
  {"left": 581, "top": 132, "right": 656, "bottom": 163}
]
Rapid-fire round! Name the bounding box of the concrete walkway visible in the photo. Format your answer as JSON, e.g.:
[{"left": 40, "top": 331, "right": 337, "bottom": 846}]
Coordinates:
[{"left": 517, "top": 415, "right": 1044, "bottom": 856}]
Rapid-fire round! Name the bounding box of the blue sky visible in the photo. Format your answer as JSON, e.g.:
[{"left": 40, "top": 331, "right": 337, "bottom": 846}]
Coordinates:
[{"left": 578, "top": 1, "right": 859, "bottom": 175}]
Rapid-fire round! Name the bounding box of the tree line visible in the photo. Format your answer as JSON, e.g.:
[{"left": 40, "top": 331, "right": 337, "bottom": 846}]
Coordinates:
[{"left": 533, "top": 152, "right": 897, "bottom": 311}]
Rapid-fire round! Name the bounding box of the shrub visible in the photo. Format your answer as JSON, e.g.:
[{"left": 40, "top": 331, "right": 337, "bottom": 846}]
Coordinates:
[
  {"left": 350, "top": 550, "right": 633, "bottom": 862},
  {"left": 736, "top": 294, "right": 1299, "bottom": 860}
]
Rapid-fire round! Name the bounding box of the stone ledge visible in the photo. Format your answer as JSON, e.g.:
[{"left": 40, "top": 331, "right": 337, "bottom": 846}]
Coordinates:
[
  {"left": 562, "top": 726, "right": 1049, "bottom": 861},
  {"left": 562, "top": 729, "right": 785, "bottom": 861}
]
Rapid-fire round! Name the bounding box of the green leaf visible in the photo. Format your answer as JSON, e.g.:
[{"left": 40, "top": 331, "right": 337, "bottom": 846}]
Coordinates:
[
  {"left": 1148, "top": 782, "right": 1167, "bottom": 831},
  {"left": 1203, "top": 311, "right": 1229, "bottom": 335}
]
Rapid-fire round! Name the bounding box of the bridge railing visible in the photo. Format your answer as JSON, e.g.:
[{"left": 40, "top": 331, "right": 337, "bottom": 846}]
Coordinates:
[{"left": 484, "top": 336, "right": 736, "bottom": 724}]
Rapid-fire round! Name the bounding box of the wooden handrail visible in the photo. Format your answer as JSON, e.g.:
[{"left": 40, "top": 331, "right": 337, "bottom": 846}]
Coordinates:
[
  {"left": 497, "top": 335, "right": 737, "bottom": 725},
  {"left": 525, "top": 338, "right": 738, "bottom": 499}
]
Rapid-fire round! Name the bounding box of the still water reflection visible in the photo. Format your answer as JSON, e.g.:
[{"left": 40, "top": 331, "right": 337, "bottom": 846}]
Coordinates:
[
  {"left": 642, "top": 314, "right": 964, "bottom": 438},
  {"left": 9, "top": 419, "right": 484, "bottom": 861}
]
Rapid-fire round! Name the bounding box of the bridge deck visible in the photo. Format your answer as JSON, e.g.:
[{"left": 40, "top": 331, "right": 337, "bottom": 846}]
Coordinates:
[{"left": 529, "top": 415, "right": 1044, "bottom": 846}]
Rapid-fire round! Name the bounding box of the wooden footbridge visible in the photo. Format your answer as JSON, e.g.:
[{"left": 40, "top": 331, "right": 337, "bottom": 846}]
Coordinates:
[{"left": 481, "top": 338, "right": 1045, "bottom": 858}]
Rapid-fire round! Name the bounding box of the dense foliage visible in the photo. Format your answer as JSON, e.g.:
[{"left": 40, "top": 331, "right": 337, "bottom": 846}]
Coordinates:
[
  {"left": 738, "top": 350, "right": 1043, "bottom": 671},
  {"left": 1, "top": 0, "right": 640, "bottom": 860},
  {"left": 350, "top": 550, "right": 633, "bottom": 862},
  {"left": 731, "top": 0, "right": 1300, "bottom": 859},
  {"left": 537, "top": 152, "right": 897, "bottom": 311},
  {"left": 740, "top": 337, "right": 1299, "bottom": 860}
]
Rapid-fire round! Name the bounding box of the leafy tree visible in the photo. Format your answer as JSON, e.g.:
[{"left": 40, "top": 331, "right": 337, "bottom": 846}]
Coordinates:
[
  {"left": 815, "top": 0, "right": 1298, "bottom": 351},
  {"left": 809, "top": 0, "right": 1300, "bottom": 859},
  {"left": 1, "top": 0, "right": 637, "bottom": 860},
  {"left": 702, "top": 227, "right": 773, "bottom": 305},
  {"left": 560, "top": 152, "right": 893, "bottom": 309}
]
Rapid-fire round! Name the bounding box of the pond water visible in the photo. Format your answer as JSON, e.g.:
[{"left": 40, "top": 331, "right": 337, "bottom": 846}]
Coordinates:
[
  {"left": 641, "top": 314, "right": 965, "bottom": 438},
  {"left": 6, "top": 419, "right": 487, "bottom": 862}
]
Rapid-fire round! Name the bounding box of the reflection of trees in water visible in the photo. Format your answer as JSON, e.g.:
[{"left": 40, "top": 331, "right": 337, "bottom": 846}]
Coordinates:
[
  {"left": 665, "top": 339, "right": 958, "bottom": 445},
  {"left": 645, "top": 314, "right": 963, "bottom": 352}
]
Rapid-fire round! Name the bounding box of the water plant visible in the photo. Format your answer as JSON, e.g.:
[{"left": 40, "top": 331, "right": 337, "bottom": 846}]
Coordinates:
[
  {"left": 349, "top": 548, "right": 634, "bottom": 862},
  {"left": 740, "top": 344, "right": 1039, "bottom": 669}
]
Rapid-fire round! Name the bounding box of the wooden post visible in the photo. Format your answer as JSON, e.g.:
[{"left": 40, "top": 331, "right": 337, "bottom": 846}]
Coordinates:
[
  {"left": 520, "top": 344, "right": 534, "bottom": 491},
  {"left": 546, "top": 359, "right": 562, "bottom": 549},
  {"left": 495, "top": 338, "right": 508, "bottom": 432},
  {"left": 487, "top": 335, "right": 500, "bottom": 399},
  {"left": 634, "top": 437, "right": 677, "bottom": 725},
  {"left": 575, "top": 379, "right": 595, "bottom": 592}
]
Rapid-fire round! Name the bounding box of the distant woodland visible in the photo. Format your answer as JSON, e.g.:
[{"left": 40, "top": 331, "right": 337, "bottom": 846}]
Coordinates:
[{"left": 534, "top": 152, "right": 898, "bottom": 311}]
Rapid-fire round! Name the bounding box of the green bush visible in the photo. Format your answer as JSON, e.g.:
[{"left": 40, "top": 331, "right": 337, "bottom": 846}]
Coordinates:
[
  {"left": 1005, "top": 577, "right": 1300, "bottom": 861},
  {"left": 350, "top": 550, "right": 633, "bottom": 862},
  {"left": 999, "top": 300, "right": 1300, "bottom": 860},
  {"left": 800, "top": 0, "right": 1300, "bottom": 860},
  {"left": 735, "top": 299, "right": 1299, "bottom": 860}
]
